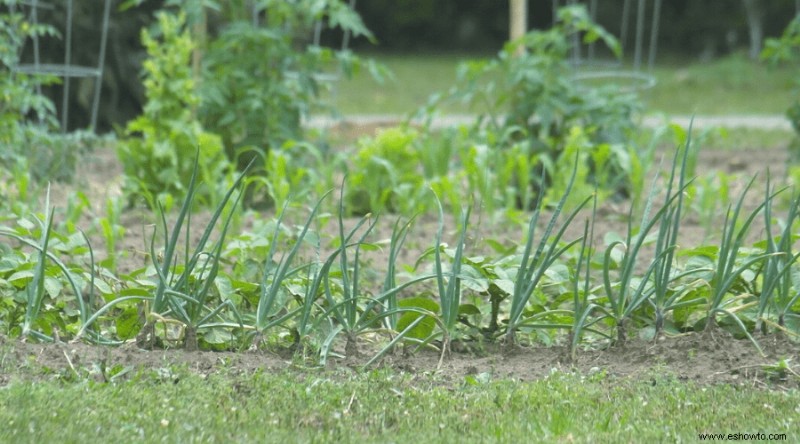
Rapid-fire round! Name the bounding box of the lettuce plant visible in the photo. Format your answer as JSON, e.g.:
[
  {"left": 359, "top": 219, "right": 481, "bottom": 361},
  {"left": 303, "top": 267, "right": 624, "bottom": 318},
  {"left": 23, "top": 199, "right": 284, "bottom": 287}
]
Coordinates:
[{"left": 345, "top": 126, "right": 427, "bottom": 215}]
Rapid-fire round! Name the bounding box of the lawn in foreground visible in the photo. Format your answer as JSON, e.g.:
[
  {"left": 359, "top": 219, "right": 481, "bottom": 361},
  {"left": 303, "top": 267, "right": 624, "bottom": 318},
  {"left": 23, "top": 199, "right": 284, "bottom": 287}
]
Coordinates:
[{"left": 1, "top": 367, "right": 796, "bottom": 443}]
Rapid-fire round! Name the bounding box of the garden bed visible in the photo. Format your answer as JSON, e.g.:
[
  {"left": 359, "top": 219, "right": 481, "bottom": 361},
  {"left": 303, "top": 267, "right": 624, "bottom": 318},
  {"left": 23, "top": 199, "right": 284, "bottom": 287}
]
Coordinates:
[{"left": 0, "top": 123, "right": 796, "bottom": 390}]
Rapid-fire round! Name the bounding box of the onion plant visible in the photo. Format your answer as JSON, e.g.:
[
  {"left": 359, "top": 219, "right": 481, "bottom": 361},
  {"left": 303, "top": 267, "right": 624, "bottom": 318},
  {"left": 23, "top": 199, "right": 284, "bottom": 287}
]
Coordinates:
[
  {"left": 315, "top": 204, "right": 436, "bottom": 364},
  {"left": 327, "top": 198, "right": 378, "bottom": 352},
  {"left": 20, "top": 200, "right": 54, "bottom": 340},
  {"left": 253, "top": 191, "right": 331, "bottom": 343},
  {"left": 432, "top": 196, "right": 471, "bottom": 354},
  {"left": 648, "top": 131, "right": 711, "bottom": 336},
  {"left": 568, "top": 205, "right": 611, "bottom": 361},
  {"left": 75, "top": 151, "right": 251, "bottom": 348},
  {"left": 704, "top": 176, "right": 774, "bottom": 353},
  {"left": 287, "top": 186, "right": 438, "bottom": 363},
  {"left": 298, "top": 190, "right": 379, "bottom": 356},
  {"left": 755, "top": 178, "right": 800, "bottom": 334},
  {"left": 133, "top": 152, "right": 251, "bottom": 350},
  {"left": 600, "top": 143, "right": 694, "bottom": 344},
  {"left": 505, "top": 156, "right": 590, "bottom": 347},
  {"left": 380, "top": 217, "right": 414, "bottom": 330}
]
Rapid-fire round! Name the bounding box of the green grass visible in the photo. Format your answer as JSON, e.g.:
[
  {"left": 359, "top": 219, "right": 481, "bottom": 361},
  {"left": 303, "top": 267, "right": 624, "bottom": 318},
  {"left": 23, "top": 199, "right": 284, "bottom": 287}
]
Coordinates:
[
  {"left": 331, "top": 52, "right": 479, "bottom": 115},
  {"left": 0, "top": 367, "right": 797, "bottom": 443},
  {"left": 705, "top": 127, "right": 795, "bottom": 150},
  {"left": 331, "top": 52, "right": 795, "bottom": 116},
  {"left": 634, "top": 126, "right": 794, "bottom": 153},
  {"left": 644, "top": 53, "right": 795, "bottom": 115}
]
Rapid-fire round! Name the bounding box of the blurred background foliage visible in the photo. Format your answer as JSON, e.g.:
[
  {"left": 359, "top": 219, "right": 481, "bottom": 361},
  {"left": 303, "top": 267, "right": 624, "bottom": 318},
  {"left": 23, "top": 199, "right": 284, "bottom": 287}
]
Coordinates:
[{"left": 5, "top": 0, "right": 798, "bottom": 132}]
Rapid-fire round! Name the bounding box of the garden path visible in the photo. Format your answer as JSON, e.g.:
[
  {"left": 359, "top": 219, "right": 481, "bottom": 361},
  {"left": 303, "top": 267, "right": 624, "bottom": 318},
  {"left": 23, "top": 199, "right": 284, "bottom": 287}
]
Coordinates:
[{"left": 305, "top": 114, "right": 792, "bottom": 131}]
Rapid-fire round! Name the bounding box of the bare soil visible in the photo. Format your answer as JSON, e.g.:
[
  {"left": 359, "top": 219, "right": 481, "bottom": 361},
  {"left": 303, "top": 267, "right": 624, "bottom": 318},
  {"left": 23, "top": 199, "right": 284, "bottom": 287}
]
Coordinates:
[
  {"left": 1, "top": 332, "right": 798, "bottom": 390},
  {"left": 3, "top": 123, "right": 799, "bottom": 388}
]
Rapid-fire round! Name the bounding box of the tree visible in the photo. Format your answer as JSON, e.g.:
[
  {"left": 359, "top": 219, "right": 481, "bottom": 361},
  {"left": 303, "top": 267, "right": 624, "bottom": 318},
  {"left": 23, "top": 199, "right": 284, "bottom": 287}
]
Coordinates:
[{"left": 742, "top": 0, "right": 765, "bottom": 60}]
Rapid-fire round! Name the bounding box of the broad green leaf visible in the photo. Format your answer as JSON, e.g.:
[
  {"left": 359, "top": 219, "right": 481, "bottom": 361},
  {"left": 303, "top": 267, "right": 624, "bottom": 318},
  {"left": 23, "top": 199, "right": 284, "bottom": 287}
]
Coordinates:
[
  {"left": 92, "top": 279, "right": 113, "bottom": 295},
  {"left": 116, "top": 306, "right": 141, "bottom": 340},
  {"left": 458, "top": 304, "right": 481, "bottom": 316},
  {"left": 43, "top": 276, "right": 62, "bottom": 299},
  {"left": 679, "top": 245, "right": 719, "bottom": 259},
  {"left": 7, "top": 270, "right": 34, "bottom": 286},
  {"left": 396, "top": 297, "right": 439, "bottom": 340},
  {"left": 200, "top": 328, "right": 234, "bottom": 345},
  {"left": 492, "top": 279, "right": 515, "bottom": 296},
  {"left": 215, "top": 275, "right": 242, "bottom": 305}
]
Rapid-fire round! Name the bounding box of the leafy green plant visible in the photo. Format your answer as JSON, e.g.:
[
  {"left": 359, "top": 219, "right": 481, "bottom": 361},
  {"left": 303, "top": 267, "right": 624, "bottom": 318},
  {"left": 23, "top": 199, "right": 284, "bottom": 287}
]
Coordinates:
[
  {"left": 0, "top": 159, "right": 33, "bottom": 218},
  {"left": 346, "top": 126, "right": 428, "bottom": 215},
  {"left": 687, "top": 171, "right": 732, "bottom": 241},
  {"left": 461, "top": 137, "right": 505, "bottom": 214},
  {"left": 763, "top": 15, "right": 800, "bottom": 137},
  {"left": 423, "top": 5, "right": 640, "bottom": 207},
  {"left": 97, "top": 197, "right": 126, "bottom": 274},
  {"left": 0, "top": 2, "right": 57, "bottom": 135},
  {"left": 458, "top": 127, "right": 543, "bottom": 216},
  {"left": 200, "top": 20, "right": 304, "bottom": 167},
  {"left": 199, "top": 0, "right": 378, "bottom": 171},
  {"left": 116, "top": 11, "right": 230, "bottom": 207},
  {"left": 0, "top": 188, "right": 93, "bottom": 341},
  {"left": 0, "top": 2, "right": 91, "bottom": 183},
  {"left": 416, "top": 128, "right": 465, "bottom": 212},
  {"left": 241, "top": 141, "right": 328, "bottom": 213},
  {"left": 431, "top": 245, "right": 516, "bottom": 341}
]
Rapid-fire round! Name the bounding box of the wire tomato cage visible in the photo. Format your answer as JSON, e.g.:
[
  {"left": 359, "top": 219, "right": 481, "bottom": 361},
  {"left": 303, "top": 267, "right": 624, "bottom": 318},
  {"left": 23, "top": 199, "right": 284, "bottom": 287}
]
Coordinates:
[{"left": 555, "top": 0, "right": 662, "bottom": 93}]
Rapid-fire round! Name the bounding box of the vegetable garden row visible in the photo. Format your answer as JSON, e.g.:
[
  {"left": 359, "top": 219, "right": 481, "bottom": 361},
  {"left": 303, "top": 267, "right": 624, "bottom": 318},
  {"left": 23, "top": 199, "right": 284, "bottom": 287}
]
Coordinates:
[{"left": 1, "top": 3, "right": 799, "bottom": 369}]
